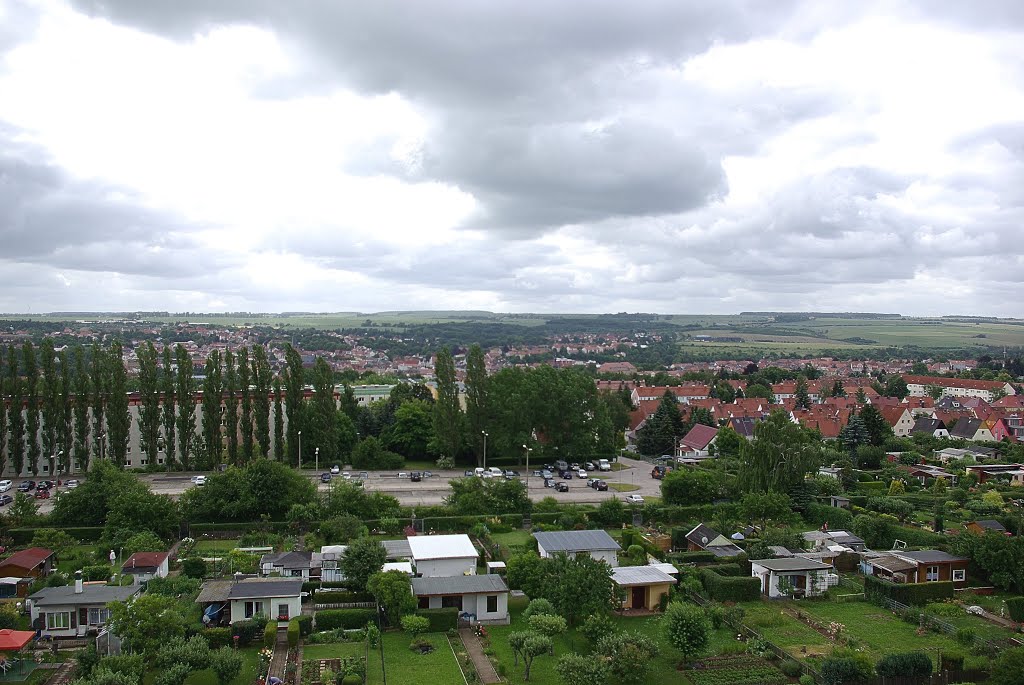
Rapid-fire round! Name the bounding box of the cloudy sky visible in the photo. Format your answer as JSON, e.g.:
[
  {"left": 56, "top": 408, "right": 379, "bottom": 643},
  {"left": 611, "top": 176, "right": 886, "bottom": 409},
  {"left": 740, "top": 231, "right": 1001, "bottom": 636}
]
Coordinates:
[{"left": 1, "top": 0, "right": 1023, "bottom": 316}]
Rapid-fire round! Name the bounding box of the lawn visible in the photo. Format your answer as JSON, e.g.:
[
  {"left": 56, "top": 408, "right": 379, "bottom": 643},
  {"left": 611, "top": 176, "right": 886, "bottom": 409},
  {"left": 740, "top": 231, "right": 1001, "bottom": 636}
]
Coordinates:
[
  {"left": 491, "top": 530, "right": 533, "bottom": 558},
  {"left": 607, "top": 483, "right": 639, "bottom": 492},
  {"left": 302, "top": 641, "right": 366, "bottom": 663},
  {"left": 737, "top": 601, "right": 830, "bottom": 658},
  {"left": 141, "top": 647, "right": 260, "bottom": 685},
  {"left": 194, "top": 539, "right": 241, "bottom": 553},
  {"left": 366, "top": 631, "right": 465, "bottom": 685}
]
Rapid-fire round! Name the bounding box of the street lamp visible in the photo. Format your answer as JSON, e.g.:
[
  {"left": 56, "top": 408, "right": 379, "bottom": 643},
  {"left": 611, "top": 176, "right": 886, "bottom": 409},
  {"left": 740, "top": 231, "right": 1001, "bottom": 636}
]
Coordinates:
[
  {"left": 297, "top": 430, "right": 302, "bottom": 467},
  {"left": 481, "top": 431, "right": 488, "bottom": 470},
  {"left": 523, "top": 445, "right": 532, "bottom": 491},
  {"left": 315, "top": 447, "right": 320, "bottom": 474},
  {"left": 99, "top": 432, "right": 106, "bottom": 462}
]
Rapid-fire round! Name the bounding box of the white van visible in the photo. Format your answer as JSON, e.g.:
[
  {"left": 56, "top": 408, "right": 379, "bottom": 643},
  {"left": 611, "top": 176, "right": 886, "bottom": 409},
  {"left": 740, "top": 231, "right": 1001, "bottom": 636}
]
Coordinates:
[{"left": 598, "top": 459, "right": 611, "bottom": 471}]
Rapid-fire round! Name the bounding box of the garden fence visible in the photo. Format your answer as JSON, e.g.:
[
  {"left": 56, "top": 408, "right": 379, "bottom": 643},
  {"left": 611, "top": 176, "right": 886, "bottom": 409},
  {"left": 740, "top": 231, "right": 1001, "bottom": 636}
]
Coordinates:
[{"left": 873, "top": 596, "right": 1004, "bottom": 654}]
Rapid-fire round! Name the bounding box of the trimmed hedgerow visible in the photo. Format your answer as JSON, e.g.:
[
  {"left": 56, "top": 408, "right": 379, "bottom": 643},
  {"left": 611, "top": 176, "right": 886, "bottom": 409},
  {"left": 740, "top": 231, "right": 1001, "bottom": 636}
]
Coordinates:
[
  {"left": 699, "top": 568, "right": 760, "bottom": 602},
  {"left": 864, "top": 574, "right": 953, "bottom": 605}
]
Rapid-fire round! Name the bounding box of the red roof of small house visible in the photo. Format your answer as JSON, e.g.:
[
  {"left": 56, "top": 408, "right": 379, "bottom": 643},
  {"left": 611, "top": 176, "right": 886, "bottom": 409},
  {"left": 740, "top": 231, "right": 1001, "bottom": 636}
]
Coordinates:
[
  {"left": 121, "top": 551, "right": 169, "bottom": 572},
  {"left": 0, "top": 629, "right": 35, "bottom": 651},
  {"left": 0, "top": 547, "right": 53, "bottom": 572},
  {"left": 679, "top": 424, "right": 719, "bottom": 451}
]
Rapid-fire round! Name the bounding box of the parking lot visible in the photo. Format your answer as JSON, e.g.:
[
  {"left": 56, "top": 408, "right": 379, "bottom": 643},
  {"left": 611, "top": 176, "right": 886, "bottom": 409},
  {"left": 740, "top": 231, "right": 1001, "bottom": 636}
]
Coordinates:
[{"left": 0, "top": 455, "right": 662, "bottom": 512}]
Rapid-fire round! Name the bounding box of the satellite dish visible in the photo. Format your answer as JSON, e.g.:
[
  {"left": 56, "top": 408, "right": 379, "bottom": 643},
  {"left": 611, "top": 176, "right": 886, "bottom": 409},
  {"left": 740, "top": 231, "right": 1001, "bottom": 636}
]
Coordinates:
[{"left": 701, "top": 536, "right": 708, "bottom": 545}]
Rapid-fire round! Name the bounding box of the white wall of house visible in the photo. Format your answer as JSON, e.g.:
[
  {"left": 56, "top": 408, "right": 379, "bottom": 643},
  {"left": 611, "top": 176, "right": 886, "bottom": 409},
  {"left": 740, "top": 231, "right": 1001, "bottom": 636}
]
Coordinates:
[
  {"left": 229, "top": 595, "right": 302, "bottom": 624},
  {"left": 419, "top": 592, "right": 509, "bottom": 624},
  {"left": 751, "top": 565, "right": 830, "bottom": 598},
  {"left": 32, "top": 604, "right": 114, "bottom": 637},
  {"left": 414, "top": 557, "right": 477, "bottom": 578}
]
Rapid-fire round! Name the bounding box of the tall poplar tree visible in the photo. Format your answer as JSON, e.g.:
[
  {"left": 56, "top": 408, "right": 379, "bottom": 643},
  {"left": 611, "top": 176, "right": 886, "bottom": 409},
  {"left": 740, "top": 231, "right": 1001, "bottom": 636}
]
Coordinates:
[
  {"left": 23, "top": 342, "right": 40, "bottom": 475},
  {"left": 161, "top": 345, "right": 176, "bottom": 469},
  {"left": 224, "top": 348, "right": 239, "bottom": 464},
  {"left": 174, "top": 345, "right": 196, "bottom": 469},
  {"left": 137, "top": 341, "right": 161, "bottom": 467},
  {"left": 202, "top": 350, "right": 224, "bottom": 468},
  {"left": 273, "top": 375, "right": 284, "bottom": 461},
  {"left": 432, "top": 347, "right": 464, "bottom": 461},
  {"left": 0, "top": 346, "right": 7, "bottom": 476},
  {"left": 308, "top": 357, "right": 338, "bottom": 463},
  {"left": 72, "top": 346, "right": 91, "bottom": 471},
  {"left": 464, "top": 344, "right": 489, "bottom": 466},
  {"left": 238, "top": 347, "right": 254, "bottom": 462},
  {"left": 90, "top": 344, "right": 107, "bottom": 462},
  {"left": 106, "top": 341, "right": 131, "bottom": 467},
  {"left": 6, "top": 345, "right": 25, "bottom": 475},
  {"left": 59, "top": 349, "right": 73, "bottom": 474},
  {"left": 39, "top": 339, "right": 61, "bottom": 477},
  {"left": 252, "top": 345, "right": 272, "bottom": 458},
  {"left": 284, "top": 344, "right": 305, "bottom": 467}
]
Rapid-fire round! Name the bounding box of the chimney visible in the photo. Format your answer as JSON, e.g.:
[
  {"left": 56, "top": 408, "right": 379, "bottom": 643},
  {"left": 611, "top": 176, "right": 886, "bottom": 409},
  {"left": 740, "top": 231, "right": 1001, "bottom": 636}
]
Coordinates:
[{"left": 75, "top": 570, "right": 83, "bottom": 594}]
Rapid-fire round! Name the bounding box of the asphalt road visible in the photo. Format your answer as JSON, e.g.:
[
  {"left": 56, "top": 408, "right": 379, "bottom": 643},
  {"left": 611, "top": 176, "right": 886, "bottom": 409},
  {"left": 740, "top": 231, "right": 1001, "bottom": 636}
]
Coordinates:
[{"left": 2, "top": 455, "right": 663, "bottom": 514}]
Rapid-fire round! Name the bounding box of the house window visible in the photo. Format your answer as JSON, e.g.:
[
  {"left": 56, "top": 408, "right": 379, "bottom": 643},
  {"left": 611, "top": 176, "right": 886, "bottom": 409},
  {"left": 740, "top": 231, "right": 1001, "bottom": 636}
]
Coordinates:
[
  {"left": 46, "top": 612, "right": 71, "bottom": 630},
  {"left": 278, "top": 604, "right": 289, "bottom": 620},
  {"left": 926, "top": 566, "right": 939, "bottom": 582},
  {"left": 244, "top": 601, "right": 264, "bottom": 618},
  {"left": 952, "top": 569, "right": 966, "bottom": 582},
  {"left": 486, "top": 595, "right": 498, "bottom": 614},
  {"left": 441, "top": 596, "right": 462, "bottom": 610},
  {"left": 88, "top": 608, "right": 111, "bottom": 625}
]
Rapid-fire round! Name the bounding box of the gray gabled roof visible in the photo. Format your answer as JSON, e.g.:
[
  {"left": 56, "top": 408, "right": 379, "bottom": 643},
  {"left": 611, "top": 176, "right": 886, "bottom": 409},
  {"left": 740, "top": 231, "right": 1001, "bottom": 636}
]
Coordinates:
[
  {"left": 411, "top": 574, "right": 508, "bottom": 596},
  {"left": 949, "top": 418, "right": 982, "bottom": 439},
  {"left": 611, "top": 566, "right": 676, "bottom": 586},
  {"left": 533, "top": 530, "right": 621, "bottom": 554},
  {"left": 752, "top": 558, "right": 833, "bottom": 572},
  {"left": 894, "top": 550, "right": 968, "bottom": 564},
  {"left": 912, "top": 418, "right": 945, "bottom": 433},
  {"left": 260, "top": 551, "right": 313, "bottom": 569},
  {"left": 685, "top": 524, "right": 720, "bottom": 548},
  {"left": 29, "top": 584, "right": 140, "bottom": 607},
  {"left": 380, "top": 539, "right": 412, "bottom": 560},
  {"left": 226, "top": 579, "right": 303, "bottom": 600}
]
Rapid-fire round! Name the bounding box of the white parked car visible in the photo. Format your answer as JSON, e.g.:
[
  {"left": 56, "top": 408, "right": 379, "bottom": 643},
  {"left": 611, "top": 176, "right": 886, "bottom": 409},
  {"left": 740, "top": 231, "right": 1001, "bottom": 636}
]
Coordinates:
[
  {"left": 624, "top": 494, "right": 645, "bottom": 504},
  {"left": 330, "top": 465, "right": 341, "bottom": 475},
  {"left": 0, "top": 480, "right": 12, "bottom": 493},
  {"left": 65, "top": 479, "right": 80, "bottom": 489},
  {"left": 191, "top": 475, "right": 207, "bottom": 486},
  {"left": 576, "top": 469, "right": 587, "bottom": 479}
]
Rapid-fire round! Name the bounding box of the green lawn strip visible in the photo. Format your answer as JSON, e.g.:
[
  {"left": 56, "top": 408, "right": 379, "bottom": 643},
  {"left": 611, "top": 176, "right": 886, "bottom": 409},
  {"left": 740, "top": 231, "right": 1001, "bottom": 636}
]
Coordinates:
[
  {"left": 736, "top": 602, "right": 830, "bottom": 659},
  {"left": 193, "top": 539, "right": 241, "bottom": 553},
  {"left": 794, "top": 600, "right": 963, "bottom": 666},
  {"left": 922, "top": 608, "right": 1015, "bottom": 642},
  {"left": 607, "top": 483, "right": 639, "bottom": 492},
  {"left": 302, "top": 641, "right": 366, "bottom": 663},
  {"left": 491, "top": 530, "right": 532, "bottom": 552},
  {"left": 368, "top": 631, "right": 464, "bottom": 685}
]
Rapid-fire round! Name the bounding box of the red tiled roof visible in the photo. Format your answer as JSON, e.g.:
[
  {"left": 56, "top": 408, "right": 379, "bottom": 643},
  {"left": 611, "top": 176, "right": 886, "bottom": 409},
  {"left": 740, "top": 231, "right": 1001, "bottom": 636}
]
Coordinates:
[
  {"left": 0, "top": 547, "right": 53, "bottom": 571},
  {"left": 680, "top": 424, "right": 719, "bottom": 450},
  {"left": 122, "top": 551, "right": 169, "bottom": 570},
  {"left": 902, "top": 375, "right": 1010, "bottom": 391}
]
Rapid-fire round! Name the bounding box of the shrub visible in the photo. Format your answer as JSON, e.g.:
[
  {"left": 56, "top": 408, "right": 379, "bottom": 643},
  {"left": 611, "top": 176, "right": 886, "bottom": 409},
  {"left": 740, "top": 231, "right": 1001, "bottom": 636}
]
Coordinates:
[
  {"left": 232, "top": 618, "right": 266, "bottom": 647},
  {"left": 417, "top": 608, "right": 459, "bottom": 632},
  {"left": 746, "top": 637, "right": 774, "bottom": 659},
  {"left": 864, "top": 574, "right": 954, "bottom": 605},
  {"left": 876, "top": 651, "right": 933, "bottom": 678},
  {"left": 955, "top": 628, "right": 976, "bottom": 646},
  {"left": 316, "top": 609, "right": 377, "bottom": 631},
  {"left": 799, "top": 675, "right": 815, "bottom": 685},
  {"left": 203, "top": 627, "right": 233, "bottom": 649},
  {"left": 312, "top": 590, "right": 375, "bottom": 604},
  {"left": 182, "top": 557, "right": 207, "bottom": 579},
  {"left": 699, "top": 568, "right": 760, "bottom": 602},
  {"left": 820, "top": 648, "right": 874, "bottom": 685},
  {"left": 295, "top": 614, "right": 313, "bottom": 637},
  {"left": 287, "top": 618, "right": 300, "bottom": 648},
  {"left": 581, "top": 613, "right": 616, "bottom": 645},
  {"left": 663, "top": 602, "right": 709, "bottom": 664},
  {"left": 400, "top": 615, "right": 430, "bottom": 637},
  {"left": 1006, "top": 597, "right": 1024, "bottom": 622},
  {"left": 924, "top": 601, "right": 963, "bottom": 618},
  {"left": 81, "top": 565, "right": 112, "bottom": 582},
  {"left": 781, "top": 660, "right": 802, "bottom": 678},
  {"left": 522, "top": 598, "right": 556, "bottom": 620},
  {"left": 264, "top": 620, "right": 277, "bottom": 648},
  {"left": 704, "top": 602, "right": 725, "bottom": 629},
  {"left": 940, "top": 651, "right": 965, "bottom": 671}
]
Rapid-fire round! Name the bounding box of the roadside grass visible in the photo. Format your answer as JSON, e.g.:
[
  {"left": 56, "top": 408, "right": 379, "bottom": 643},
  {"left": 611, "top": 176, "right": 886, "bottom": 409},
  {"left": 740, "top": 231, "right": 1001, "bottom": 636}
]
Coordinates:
[
  {"left": 607, "top": 483, "right": 640, "bottom": 492},
  {"left": 366, "top": 631, "right": 464, "bottom": 685}
]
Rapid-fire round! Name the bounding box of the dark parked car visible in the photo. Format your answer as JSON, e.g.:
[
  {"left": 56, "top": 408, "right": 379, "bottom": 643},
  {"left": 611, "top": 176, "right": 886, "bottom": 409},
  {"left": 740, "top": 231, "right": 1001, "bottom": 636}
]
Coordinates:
[
  {"left": 504, "top": 470, "right": 520, "bottom": 479},
  {"left": 320, "top": 473, "right": 332, "bottom": 483},
  {"left": 34, "top": 489, "right": 50, "bottom": 499},
  {"left": 410, "top": 472, "right": 422, "bottom": 482},
  {"left": 555, "top": 481, "right": 570, "bottom": 492},
  {"left": 0, "top": 495, "right": 13, "bottom": 506},
  {"left": 36, "top": 482, "right": 52, "bottom": 491},
  {"left": 595, "top": 480, "right": 608, "bottom": 491},
  {"left": 17, "top": 481, "right": 34, "bottom": 492},
  {"left": 559, "top": 470, "right": 573, "bottom": 479},
  {"left": 543, "top": 478, "right": 556, "bottom": 489}
]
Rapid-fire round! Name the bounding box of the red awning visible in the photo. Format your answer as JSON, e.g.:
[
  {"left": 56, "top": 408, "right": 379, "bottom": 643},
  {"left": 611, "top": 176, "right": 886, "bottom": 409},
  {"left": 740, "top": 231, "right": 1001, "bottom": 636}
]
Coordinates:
[{"left": 0, "top": 629, "right": 35, "bottom": 651}]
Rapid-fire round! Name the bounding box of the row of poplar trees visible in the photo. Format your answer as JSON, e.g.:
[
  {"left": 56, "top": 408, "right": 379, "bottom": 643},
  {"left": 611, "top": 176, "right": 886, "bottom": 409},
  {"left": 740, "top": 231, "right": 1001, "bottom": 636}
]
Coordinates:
[{"left": 0, "top": 340, "right": 327, "bottom": 476}]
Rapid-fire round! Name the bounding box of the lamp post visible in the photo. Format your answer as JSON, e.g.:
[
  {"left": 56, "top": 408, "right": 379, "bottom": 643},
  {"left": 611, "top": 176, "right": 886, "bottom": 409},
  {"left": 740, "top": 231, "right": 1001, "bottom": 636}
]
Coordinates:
[
  {"left": 481, "top": 431, "right": 488, "bottom": 470},
  {"left": 297, "top": 430, "right": 302, "bottom": 468},
  {"left": 99, "top": 432, "right": 106, "bottom": 462},
  {"left": 523, "top": 445, "right": 532, "bottom": 492},
  {"left": 315, "top": 447, "right": 320, "bottom": 474}
]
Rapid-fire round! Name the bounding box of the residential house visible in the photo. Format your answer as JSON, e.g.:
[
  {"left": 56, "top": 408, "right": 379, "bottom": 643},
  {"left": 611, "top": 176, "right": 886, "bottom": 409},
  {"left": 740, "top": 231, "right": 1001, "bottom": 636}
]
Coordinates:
[
  {"left": 964, "top": 520, "right": 1009, "bottom": 536},
  {"left": 965, "top": 463, "right": 1024, "bottom": 486},
  {"left": 28, "top": 573, "right": 140, "bottom": 638},
  {"left": 880, "top": 406, "right": 916, "bottom": 437},
  {"left": 903, "top": 375, "right": 1015, "bottom": 403},
  {"left": 533, "top": 530, "right": 621, "bottom": 567},
  {"left": 902, "top": 463, "right": 957, "bottom": 486},
  {"left": 867, "top": 550, "right": 969, "bottom": 587},
  {"left": 0, "top": 548, "right": 55, "bottom": 580},
  {"left": 676, "top": 424, "right": 718, "bottom": 459},
  {"left": 802, "top": 530, "right": 866, "bottom": 552},
  {"left": 751, "top": 558, "right": 836, "bottom": 598},
  {"left": 319, "top": 545, "right": 347, "bottom": 583},
  {"left": 408, "top": 535, "right": 478, "bottom": 577},
  {"left": 259, "top": 551, "right": 314, "bottom": 580},
  {"left": 911, "top": 417, "right": 949, "bottom": 439},
  {"left": 949, "top": 418, "right": 995, "bottom": 443},
  {"left": 412, "top": 574, "right": 510, "bottom": 625},
  {"left": 611, "top": 566, "right": 676, "bottom": 611},
  {"left": 121, "top": 551, "right": 170, "bottom": 584},
  {"left": 684, "top": 524, "right": 744, "bottom": 558},
  {"left": 196, "top": 577, "right": 303, "bottom": 625},
  {"left": 727, "top": 416, "right": 758, "bottom": 440}
]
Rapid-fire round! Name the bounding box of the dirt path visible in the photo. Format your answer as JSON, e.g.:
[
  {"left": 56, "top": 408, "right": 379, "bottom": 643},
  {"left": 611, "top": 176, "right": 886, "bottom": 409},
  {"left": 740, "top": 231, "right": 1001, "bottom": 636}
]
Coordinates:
[{"left": 458, "top": 628, "right": 501, "bottom": 684}]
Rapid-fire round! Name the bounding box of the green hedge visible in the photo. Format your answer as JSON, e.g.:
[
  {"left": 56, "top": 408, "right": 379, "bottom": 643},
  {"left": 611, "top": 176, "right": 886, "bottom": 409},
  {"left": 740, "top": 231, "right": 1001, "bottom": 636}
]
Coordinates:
[
  {"left": 703, "top": 563, "right": 742, "bottom": 577},
  {"left": 1006, "top": 597, "right": 1024, "bottom": 622},
  {"left": 699, "top": 568, "right": 760, "bottom": 602},
  {"left": 875, "top": 652, "right": 933, "bottom": 678},
  {"left": 416, "top": 608, "right": 459, "bottom": 632},
  {"left": 202, "top": 627, "right": 233, "bottom": 649},
  {"left": 295, "top": 615, "right": 313, "bottom": 636},
  {"left": 8, "top": 526, "right": 106, "bottom": 544},
  {"left": 232, "top": 620, "right": 264, "bottom": 647},
  {"left": 264, "top": 620, "right": 277, "bottom": 648},
  {"left": 668, "top": 551, "right": 717, "bottom": 564},
  {"left": 287, "top": 619, "right": 300, "bottom": 648},
  {"left": 316, "top": 609, "right": 377, "bottom": 631},
  {"left": 189, "top": 521, "right": 291, "bottom": 534},
  {"left": 857, "top": 482, "right": 887, "bottom": 494},
  {"left": 312, "top": 590, "right": 374, "bottom": 604},
  {"left": 864, "top": 575, "right": 954, "bottom": 605}
]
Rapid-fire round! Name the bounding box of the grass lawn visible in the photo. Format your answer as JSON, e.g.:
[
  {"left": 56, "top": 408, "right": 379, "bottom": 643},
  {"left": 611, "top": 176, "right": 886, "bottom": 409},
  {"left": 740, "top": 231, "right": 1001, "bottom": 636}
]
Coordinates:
[
  {"left": 194, "top": 539, "right": 241, "bottom": 553},
  {"left": 302, "top": 642, "right": 366, "bottom": 662},
  {"left": 738, "top": 602, "right": 830, "bottom": 658},
  {"left": 608, "top": 483, "right": 639, "bottom": 492},
  {"left": 141, "top": 647, "right": 260, "bottom": 685},
  {"left": 366, "top": 631, "right": 465, "bottom": 685},
  {"left": 491, "top": 530, "right": 532, "bottom": 558}
]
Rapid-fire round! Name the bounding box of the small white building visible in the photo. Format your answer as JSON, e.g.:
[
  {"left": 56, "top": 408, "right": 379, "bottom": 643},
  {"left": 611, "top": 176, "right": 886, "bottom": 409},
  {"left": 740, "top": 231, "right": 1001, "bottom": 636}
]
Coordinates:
[
  {"left": 226, "top": 578, "right": 303, "bottom": 625},
  {"left": 412, "top": 574, "right": 510, "bottom": 625},
  {"left": 318, "top": 545, "right": 348, "bottom": 582},
  {"left": 259, "top": 551, "right": 314, "bottom": 580},
  {"left": 121, "top": 551, "right": 170, "bottom": 584},
  {"left": 751, "top": 558, "right": 835, "bottom": 599},
  {"left": 408, "top": 535, "right": 478, "bottom": 578},
  {"left": 533, "top": 530, "right": 621, "bottom": 567},
  {"left": 28, "top": 575, "right": 140, "bottom": 638}
]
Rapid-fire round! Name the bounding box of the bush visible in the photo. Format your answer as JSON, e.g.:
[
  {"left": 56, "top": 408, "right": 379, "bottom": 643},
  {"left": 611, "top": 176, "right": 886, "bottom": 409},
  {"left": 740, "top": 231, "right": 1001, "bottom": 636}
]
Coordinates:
[
  {"left": 820, "top": 648, "right": 874, "bottom": 685},
  {"left": 416, "top": 608, "right": 459, "bottom": 632},
  {"left": 202, "top": 627, "right": 233, "bottom": 649},
  {"left": 699, "top": 568, "right": 760, "bottom": 602},
  {"left": 295, "top": 614, "right": 313, "bottom": 637},
  {"left": 940, "top": 651, "right": 965, "bottom": 671},
  {"left": 876, "top": 651, "right": 933, "bottom": 678},
  {"left": 955, "top": 628, "right": 976, "bottom": 646},
  {"left": 1006, "top": 597, "right": 1024, "bottom": 622},
  {"left": 781, "top": 660, "right": 802, "bottom": 678},
  {"left": 182, "top": 557, "right": 207, "bottom": 579},
  {"left": 798, "top": 675, "right": 814, "bottom": 685},
  {"left": 704, "top": 563, "right": 742, "bottom": 576},
  {"left": 400, "top": 615, "right": 430, "bottom": 637},
  {"left": 264, "top": 619, "right": 277, "bottom": 648},
  {"left": 316, "top": 609, "right": 377, "bottom": 631},
  {"left": 232, "top": 618, "right": 266, "bottom": 647},
  {"left": 287, "top": 618, "right": 300, "bottom": 648},
  {"left": 81, "top": 565, "right": 112, "bottom": 581},
  {"left": 312, "top": 590, "right": 375, "bottom": 604},
  {"left": 864, "top": 574, "right": 954, "bottom": 605},
  {"left": 522, "top": 598, "right": 556, "bottom": 620}
]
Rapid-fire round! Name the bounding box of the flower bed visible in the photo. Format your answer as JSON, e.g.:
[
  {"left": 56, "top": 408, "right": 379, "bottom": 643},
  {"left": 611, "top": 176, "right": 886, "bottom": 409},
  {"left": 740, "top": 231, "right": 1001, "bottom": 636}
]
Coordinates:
[{"left": 687, "top": 655, "right": 787, "bottom": 685}]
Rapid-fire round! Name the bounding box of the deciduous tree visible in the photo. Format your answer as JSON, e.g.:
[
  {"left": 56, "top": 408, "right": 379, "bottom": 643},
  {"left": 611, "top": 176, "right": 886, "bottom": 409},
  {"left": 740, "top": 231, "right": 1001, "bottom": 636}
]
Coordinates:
[
  {"left": 340, "top": 536, "right": 388, "bottom": 592},
  {"left": 432, "top": 347, "right": 464, "bottom": 461},
  {"left": 174, "top": 345, "right": 196, "bottom": 469},
  {"left": 663, "top": 601, "right": 709, "bottom": 664},
  {"left": 106, "top": 341, "right": 131, "bottom": 468}
]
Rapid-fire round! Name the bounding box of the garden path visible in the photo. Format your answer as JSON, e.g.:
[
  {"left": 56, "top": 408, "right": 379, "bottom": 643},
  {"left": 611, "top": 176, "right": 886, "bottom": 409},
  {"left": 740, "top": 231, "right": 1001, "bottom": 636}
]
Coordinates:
[{"left": 458, "top": 628, "right": 500, "bottom": 684}]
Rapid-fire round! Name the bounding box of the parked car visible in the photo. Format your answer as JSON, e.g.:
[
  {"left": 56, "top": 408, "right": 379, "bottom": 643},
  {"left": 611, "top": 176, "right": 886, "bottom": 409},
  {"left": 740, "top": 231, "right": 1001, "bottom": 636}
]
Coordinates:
[
  {"left": 541, "top": 470, "right": 554, "bottom": 481},
  {"left": 18, "top": 481, "right": 35, "bottom": 492},
  {"left": 358, "top": 472, "right": 369, "bottom": 479},
  {"left": 576, "top": 469, "right": 587, "bottom": 479},
  {"left": 410, "top": 472, "right": 422, "bottom": 482},
  {"left": 342, "top": 472, "right": 352, "bottom": 479},
  {"left": 320, "top": 473, "right": 332, "bottom": 483},
  {"left": 464, "top": 469, "right": 475, "bottom": 477},
  {"left": 192, "top": 475, "right": 207, "bottom": 486},
  {"left": 555, "top": 482, "right": 570, "bottom": 492},
  {"left": 0, "top": 480, "right": 12, "bottom": 493},
  {"left": 330, "top": 465, "right": 341, "bottom": 475},
  {"left": 65, "top": 479, "right": 80, "bottom": 489},
  {"left": 0, "top": 494, "right": 13, "bottom": 506},
  {"left": 651, "top": 465, "right": 670, "bottom": 479},
  {"left": 587, "top": 478, "right": 600, "bottom": 488},
  {"left": 398, "top": 472, "right": 410, "bottom": 479},
  {"left": 532, "top": 470, "right": 543, "bottom": 478},
  {"left": 34, "top": 489, "right": 50, "bottom": 499},
  {"left": 559, "top": 470, "right": 573, "bottom": 480},
  {"left": 543, "top": 478, "right": 556, "bottom": 488},
  {"left": 595, "top": 480, "right": 609, "bottom": 491},
  {"left": 504, "top": 470, "right": 520, "bottom": 479},
  {"left": 36, "top": 481, "right": 52, "bottom": 491},
  {"left": 624, "top": 494, "right": 645, "bottom": 504},
  {"left": 598, "top": 459, "right": 611, "bottom": 471},
  {"left": 584, "top": 461, "right": 596, "bottom": 471}
]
